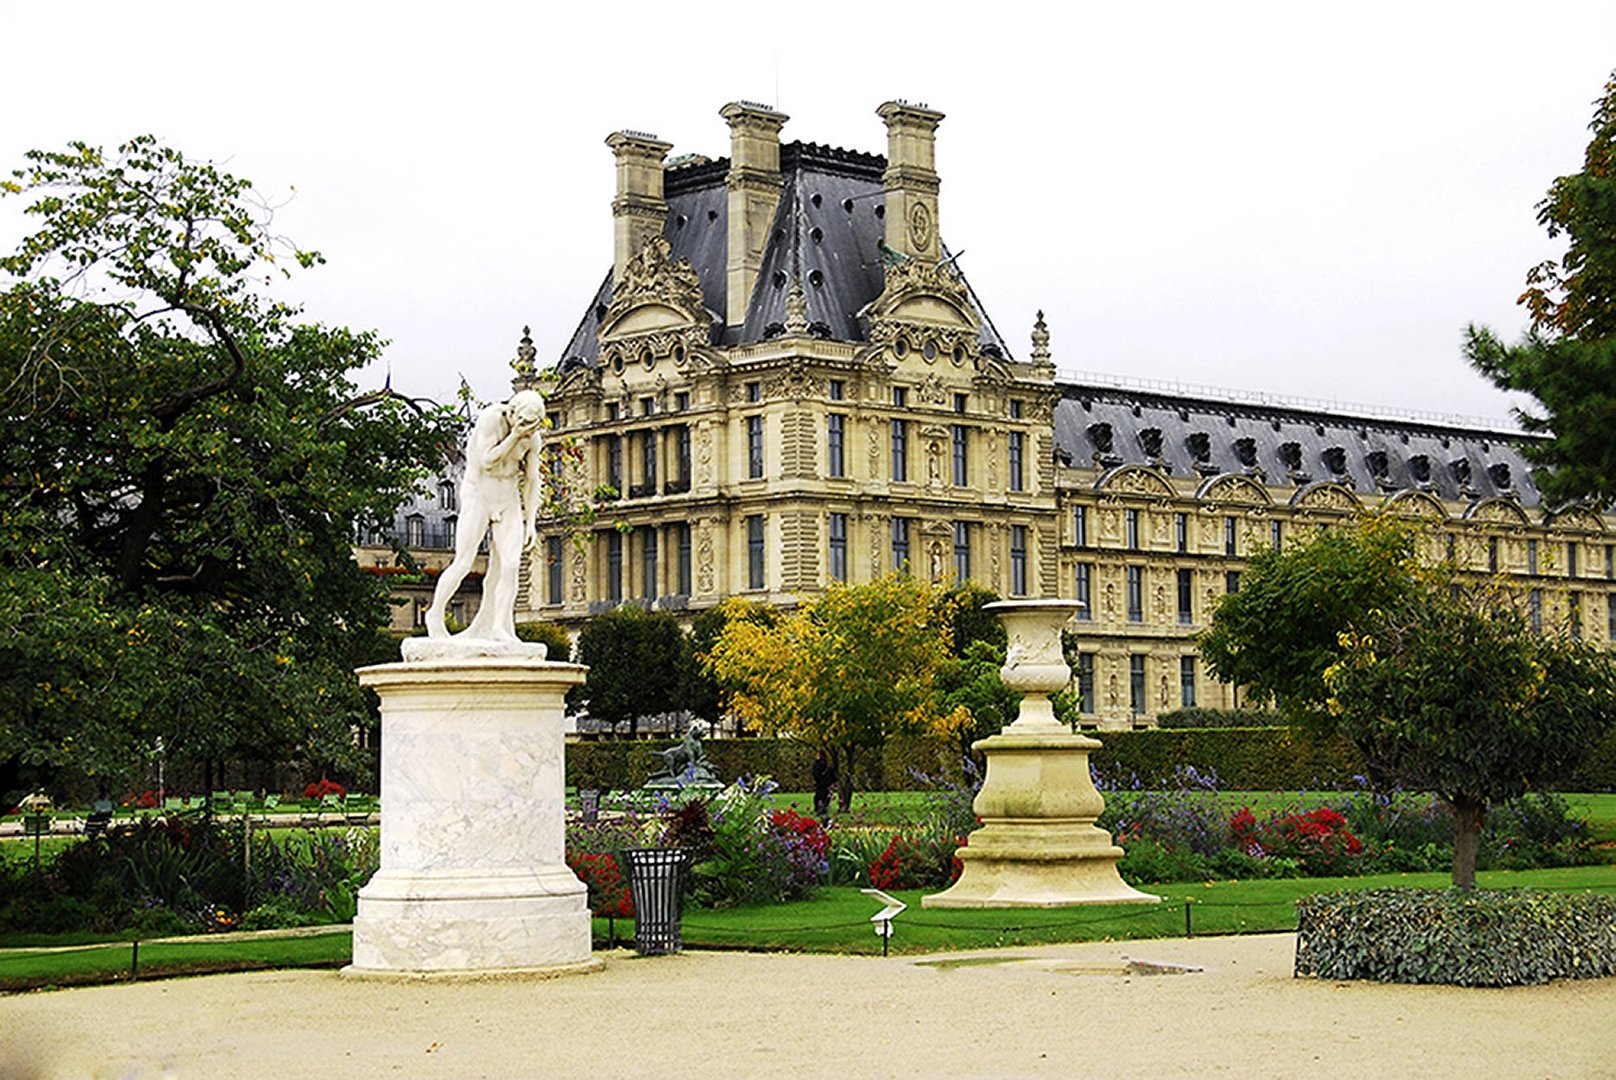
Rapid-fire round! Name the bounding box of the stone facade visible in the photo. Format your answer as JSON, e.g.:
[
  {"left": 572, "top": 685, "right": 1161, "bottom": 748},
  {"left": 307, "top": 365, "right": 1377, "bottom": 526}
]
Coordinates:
[{"left": 515, "top": 101, "right": 1615, "bottom": 729}]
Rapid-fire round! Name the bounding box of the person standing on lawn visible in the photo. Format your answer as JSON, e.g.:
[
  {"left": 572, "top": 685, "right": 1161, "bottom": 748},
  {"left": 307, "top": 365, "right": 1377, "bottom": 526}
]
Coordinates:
[{"left": 812, "top": 749, "right": 837, "bottom": 820}]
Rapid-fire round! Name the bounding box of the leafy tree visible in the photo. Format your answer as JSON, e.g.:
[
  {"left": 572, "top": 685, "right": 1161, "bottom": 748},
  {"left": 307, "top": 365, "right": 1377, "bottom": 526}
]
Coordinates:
[
  {"left": 703, "top": 574, "right": 970, "bottom": 810},
  {"left": 0, "top": 136, "right": 459, "bottom": 798},
  {"left": 1203, "top": 517, "right": 1616, "bottom": 889},
  {"left": 1465, "top": 72, "right": 1616, "bottom": 504},
  {"left": 1198, "top": 517, "right": 1419, "bottom": 722},
  {"left": 572, "top": 605, "right": 685, "bottom": 735}
]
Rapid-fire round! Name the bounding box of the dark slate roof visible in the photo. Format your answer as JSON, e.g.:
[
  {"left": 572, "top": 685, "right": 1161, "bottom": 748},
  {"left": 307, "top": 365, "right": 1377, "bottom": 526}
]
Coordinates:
[
  {"left": 1054, "top": 382, "right": 1546, "bottom": 508},
  {"left": 557, "top": 142, "right": 1009, "bottom": 371}
]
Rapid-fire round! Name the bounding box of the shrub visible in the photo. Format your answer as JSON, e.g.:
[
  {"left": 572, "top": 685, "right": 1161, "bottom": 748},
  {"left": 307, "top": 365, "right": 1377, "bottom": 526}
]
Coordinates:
[
  {"left": 867, "top": 833, "right": 963, "bottom": 891},
  {"left": 567, "top": 852, "right": 632, "bottom": 918},
  {"left": 516, "top": 620, "right": 573, "bottom": 660},
  {"left": 304, "top": 778, "right": 346, "bottom": 801},
  {"left": 1296, "top": 888, "right": 1616, "bottom": 986}
]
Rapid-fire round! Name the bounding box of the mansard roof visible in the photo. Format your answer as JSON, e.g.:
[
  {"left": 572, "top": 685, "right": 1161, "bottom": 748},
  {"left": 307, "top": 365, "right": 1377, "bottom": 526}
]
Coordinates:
[
  {"left": 1054, "top": 382, "right": 1546, "bottom": 509},
  {"left": 557, "top": 141, "right": 1009, "bottom": 372}
]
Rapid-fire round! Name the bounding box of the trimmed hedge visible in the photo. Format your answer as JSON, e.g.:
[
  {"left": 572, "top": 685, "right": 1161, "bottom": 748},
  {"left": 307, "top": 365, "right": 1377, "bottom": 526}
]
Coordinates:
[
  {"left": 565, "top": 735, "right": 961, "bottom": 794},
  {"left": 1155, "top": 708, "right": 1283, "bottom": 730},
  {"left": 1295, "top": 888, "right": 1616, "bottom": 986},
  {"left": 1089, "top": 728, "right": 1364, "bottom": 790},
  {"left": 563, "top": 724, "right": 1616, "bottom": 794}
]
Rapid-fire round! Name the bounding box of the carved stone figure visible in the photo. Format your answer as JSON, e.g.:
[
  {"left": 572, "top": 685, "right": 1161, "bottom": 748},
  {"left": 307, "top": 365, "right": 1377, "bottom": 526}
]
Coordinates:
[{"left": 421, "top": 390, "right": 546, "bottom": 646}]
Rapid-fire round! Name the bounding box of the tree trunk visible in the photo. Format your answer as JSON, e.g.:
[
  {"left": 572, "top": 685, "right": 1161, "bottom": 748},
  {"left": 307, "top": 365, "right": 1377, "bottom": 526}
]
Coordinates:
[
  {"left": 1450, "top": 796, "right": 1486, "bottom": 892},
  {"left": 837, "top": 745, "right": 856, "bottom": 813}
]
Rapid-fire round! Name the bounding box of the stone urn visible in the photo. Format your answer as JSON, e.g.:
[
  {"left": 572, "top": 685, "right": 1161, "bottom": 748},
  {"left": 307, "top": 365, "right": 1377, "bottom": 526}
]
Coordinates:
[{"left": 924, "top": 600, "right": 1157, "bottom": 908}]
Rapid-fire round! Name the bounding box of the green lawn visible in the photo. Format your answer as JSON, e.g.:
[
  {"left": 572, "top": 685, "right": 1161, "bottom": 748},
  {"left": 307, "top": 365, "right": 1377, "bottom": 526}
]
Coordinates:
[
  {"left": 631, "top": 863, "right": 1616, "bottom": 956},
  {"left": 0, "top": 929, "right": 351, "bottom": 992},
  {"left": 5, "top": 865, "right": 1613, "bottom": 990}
]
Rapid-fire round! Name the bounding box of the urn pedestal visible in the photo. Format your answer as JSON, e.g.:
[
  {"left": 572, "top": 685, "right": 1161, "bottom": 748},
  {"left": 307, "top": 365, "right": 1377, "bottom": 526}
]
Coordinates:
[
  {"left": 924, "top": 600, "right": 1158, "bottom": 909},
  {"left": 343, "top": 656, "right": 600, "bottom": 978}
]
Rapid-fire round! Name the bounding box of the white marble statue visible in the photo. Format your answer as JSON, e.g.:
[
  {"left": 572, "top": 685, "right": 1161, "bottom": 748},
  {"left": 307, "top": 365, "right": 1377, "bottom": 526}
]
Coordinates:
[{"left": 423, "top": 389, "right": 546, "bottom": 645}]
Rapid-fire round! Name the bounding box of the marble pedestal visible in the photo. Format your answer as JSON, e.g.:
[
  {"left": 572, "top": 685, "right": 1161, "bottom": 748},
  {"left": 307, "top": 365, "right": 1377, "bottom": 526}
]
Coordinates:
[
  {"left": 925, "top": 600, "right": 1158, "bottom": 909},
  {"left": 344, "top": 656, "right": 598, "bottom": 978}
]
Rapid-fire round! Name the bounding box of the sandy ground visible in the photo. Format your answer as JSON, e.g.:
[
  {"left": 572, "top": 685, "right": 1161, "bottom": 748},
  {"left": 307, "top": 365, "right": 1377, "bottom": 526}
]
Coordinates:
[{"left": 1, "top": 933, "right": 1614, "bottom": 1079}]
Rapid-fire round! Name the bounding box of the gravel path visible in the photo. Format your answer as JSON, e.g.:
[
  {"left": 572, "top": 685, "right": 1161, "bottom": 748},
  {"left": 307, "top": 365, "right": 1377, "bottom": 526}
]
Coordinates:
[{"left": 2, "top": 933, "right": 1613, "bottom": 1078}]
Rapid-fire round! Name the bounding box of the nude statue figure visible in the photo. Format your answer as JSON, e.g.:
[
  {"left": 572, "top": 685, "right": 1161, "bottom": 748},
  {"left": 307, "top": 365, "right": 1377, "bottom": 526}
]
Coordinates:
[{"left": 424, "top": 389, "right": 546, "bottom": 642}]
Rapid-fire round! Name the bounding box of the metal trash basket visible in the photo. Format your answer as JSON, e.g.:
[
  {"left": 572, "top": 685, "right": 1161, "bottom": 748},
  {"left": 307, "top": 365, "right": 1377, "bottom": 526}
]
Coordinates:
[{"left": 620, "top": 847, "right": 690, "bottom": 956}]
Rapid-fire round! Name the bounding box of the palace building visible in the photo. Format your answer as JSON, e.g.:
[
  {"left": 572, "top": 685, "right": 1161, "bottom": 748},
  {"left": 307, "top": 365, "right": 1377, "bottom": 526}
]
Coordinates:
[{"left": 513, "top": 100, "right": 1614, "bottom": 729}]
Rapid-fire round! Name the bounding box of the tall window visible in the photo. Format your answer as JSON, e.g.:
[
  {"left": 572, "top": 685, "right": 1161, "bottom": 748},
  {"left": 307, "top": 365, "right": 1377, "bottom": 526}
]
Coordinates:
[
  {"left": 406, "top": 514, "right": 424, "bottom": 546},
  {"left": 1010, "top": 525, "right": 1027, "bottom": 596},
  {"left": 641, "top": 527, "right": 658, "bottom": 599},
  {"left": 829, "top": 379, "right": 844, "bottom": 401},
  {"left": 827, "top": 414, "right": 846, "bottom": 478},
  {"left": 746, "top": 381, "right": 761, "bottom": 403},
  {"left": 1009, "top": 400, "right": 1023, "bottom": 420},
  {"left": 1570, "top": 591, "right": 1583, "bottom": 639},
  {"left": 674, "top": 391, "right": 690, "bottom": 411},
  {"left": 1527, "top": 539, "right": 1539, "bottom": 575},
  {"left": 1607, "top": 544, "right": 1614, "bottom": 580},
  {"left": 953, "top": 392, "right": 967, "bottom": 414},
  {"left": 953, "top": 521, "right": 971, "bottom": 581},
  {"left": 1127, "top": 566, "right": 1143, "bottom": 622},
  {"left": 1129, "top": 656, "right": 1146, "bottom": 715},
  {"left": 1125, "top": 509, "right": 1140, "bottom": 550},
  {"left": 1180, "top": 656, "right": 1197, "bottom": 708},
  {"left": 1224, "top": 516, "right": 1237, "bottom": 556},
  {"left": 1008, "top": 431, "right": 1025, "bottom": 492},
  {"left": 1609, "top": 595, "right": 1616, "bottom": 641},
  {"left": 641, "top": 430, "right": 658, "bottom": 490},
  {"left": 607, "top": 435, "right": 623, "bottom": 493},
  {"left": 952, "top": 425, "right": 969, "bottom": 486},
  {"left": 546, "top": 536, "right": 564, "bottom": 605},
  {"left": 892, "top": 517, "right": 911, "bottom": 571},
  {"left": 1075, "top": 562, "right": 1093, "bottom": 620},
  {"left": 747, "top": 416, "right": 764, "bottom": 479},
  {"left": 1488, "top": 536, "right": 1499, "bottom": 572},
  {"left": 676, "top": 522, "right": 692, "bottom": 595},
  {"left": 1175, "top": 512, "right": 1188, "bottom": 553},
  {"left": 747, "top": 515, "right": 765, "bottom": 590},
  {"left": 1569, "top": 543, "right": 1579, "bottom": 578},
  {"left": 891, "top": 418, "right": 909, "bottom": 482},
  {"left": 1177, "top": 568, "right": 1193, "bottom": 625},
  {"left": 1270, "top": 520, "right": 1283, "bottom": 550},
  {"left": 1077, "top": 653, "right": 1095, "bottom": 715},
  {"left": 1226, "top": 570, "right": 1241, "bottom": 594},
  {"left": 1073, "top": 506, "right": 1089, "bottom": 548},
  {"left": 893, "top": 387, "right": 908, "bottom": 408},
  {"left": 439, "top": 480, "right": 456, "bottom": 512},
  {"left": 1530, "top": 587, "right": 1543, "bottom": 632},
  {"left": 676, "top": 426, "right": 691, "bottom": 487},
  {"left": 829, "top": 513, "right": 848, "bottom": 583},
  {"left": 606, "top": 531, "right": 623, "bottom": 603}
]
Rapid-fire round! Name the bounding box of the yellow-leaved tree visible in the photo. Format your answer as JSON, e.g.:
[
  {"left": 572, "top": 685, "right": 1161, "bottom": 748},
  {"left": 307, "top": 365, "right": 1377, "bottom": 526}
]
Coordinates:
[{"left": 702, "top": 574, "right": 971, "bottom": 810}]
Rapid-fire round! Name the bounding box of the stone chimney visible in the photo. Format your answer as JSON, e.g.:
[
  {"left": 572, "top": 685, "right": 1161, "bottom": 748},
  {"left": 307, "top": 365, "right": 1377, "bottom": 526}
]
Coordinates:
[
  {"left": 721, "top": 101, "right": 788, "bottom": 326},
  {"left": 877, "top": 101, "right": 945, "bottom": 262},
  {"left": 606, "top": 130, "right": 673, "bottom": 287}
]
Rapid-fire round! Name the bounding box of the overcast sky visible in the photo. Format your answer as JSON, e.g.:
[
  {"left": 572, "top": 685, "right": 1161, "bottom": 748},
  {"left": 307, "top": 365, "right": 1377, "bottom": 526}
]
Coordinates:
[{"left": 4, "top": 1, "right": 1613, "bottom": 428}]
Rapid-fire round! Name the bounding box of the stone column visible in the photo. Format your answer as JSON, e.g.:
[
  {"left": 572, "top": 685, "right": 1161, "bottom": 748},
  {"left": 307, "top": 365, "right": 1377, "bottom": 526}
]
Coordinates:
[{"left": 345, "top": 656, "right": 596, "bottom": 978}]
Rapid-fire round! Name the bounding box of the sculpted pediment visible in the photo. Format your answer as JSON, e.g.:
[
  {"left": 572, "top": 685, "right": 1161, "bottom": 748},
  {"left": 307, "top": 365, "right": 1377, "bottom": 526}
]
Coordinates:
[
  {"left": 598, "top": 235, "right": 713, "bottom": 349},
  {"left": 1385, "top": 489, "right": 1449, "bottom": 521},
  {"left": 1096, "top": 465, "right": 1176, "bottom": 499},
  {"left": 1547, "top": 504, "right": 1607, "bottom": 533},
  {"left": 1196, "top": 473, "right": 1272, "bottom": 506},
  {"left": 1463, "top": 497, "right": 1530, "bottom": 526},
  {"left": 1289, "top": 481, "right": 1362, "bottom": 513}
]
